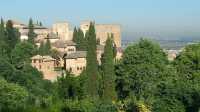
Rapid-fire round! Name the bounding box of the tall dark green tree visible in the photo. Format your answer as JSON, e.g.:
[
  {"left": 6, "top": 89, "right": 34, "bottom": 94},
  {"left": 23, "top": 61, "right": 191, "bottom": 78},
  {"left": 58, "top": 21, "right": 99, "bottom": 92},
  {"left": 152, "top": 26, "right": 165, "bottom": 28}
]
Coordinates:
[
  {"left": 44, "top": 39, "right": 51, "bottom": 54},
  {"left": 77, "top": 28, "right": 87, "bottom": 50},
  {"left": 5, "top": 20, "right": 20, "bottom": 53},
  {"left": 72, "top": 27, "right": 78, "bottom": 43},
  {"left": 0, "top": 18, "right": 8, "bottom": 58},
  {"left": 0, "top": 18, "right": 5, "bottom": 41},
  {"left": 73, "top": 27, "right": 87, "bottom": 51},
  {"left": 101, "top": 36, "right": 117, "bottom": 101},
  {"left": 38, "top": 39, "right": 51, "bottom": 55},
  {"left": 39, "top": 22, "right": 42, "bottom": 26},
  {"left": 28, "top": 18, "right": 37, "bottom": 44},
  {"left": 38, "top": 41, "right": 45, "bottom": 55},
  {"left": 84, "top": 22, "right": 99, "bottom": 97}
]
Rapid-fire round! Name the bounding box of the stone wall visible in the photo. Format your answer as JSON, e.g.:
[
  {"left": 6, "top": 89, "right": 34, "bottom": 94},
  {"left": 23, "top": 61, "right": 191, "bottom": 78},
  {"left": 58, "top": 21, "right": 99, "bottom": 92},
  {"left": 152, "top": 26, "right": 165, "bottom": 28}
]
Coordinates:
[
  {"left": 80, "top": 22, "right": 121, "bottom": 47},
  {"left": 65, "top": 58, "right": 86, "bottom": 76},
  {"left": 95, "top": 24, "right": 121, "bottom": 47},
  {"left": 53, "top": 22, "right": 72, "bottom": 41}
]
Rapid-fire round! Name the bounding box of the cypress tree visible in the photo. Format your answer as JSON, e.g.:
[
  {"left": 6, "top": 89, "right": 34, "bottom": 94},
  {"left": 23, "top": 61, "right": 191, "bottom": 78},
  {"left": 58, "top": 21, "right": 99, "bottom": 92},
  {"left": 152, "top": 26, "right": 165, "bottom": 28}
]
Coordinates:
[
  {"left": 0, "top": 18, "right": 8, "bottom": 58},
  {"left": 77, "top": 28, "right": 86, "bottom": 50},
  {"left": 5, "top": 20, "right": 20, "bottom": 53},
  {"left": 39, "top": 22, "right": 42, "bottom": 26},
  {"left": 44, "top": 39, "right": 51, "bottom": 55},
  {"left": 28, "top": 18, "right": 37, "bottom": 44},
  {"left": 38, "top": 41, "right": 45, "bottom": 55},
  {"left": 101, "top": 36, "right": 117, "bottom": 101},
  {"left": 72, "top": 27, "right": 78, "bottom": 43},
  {"left": 0, "top": 18, "right": 5, "bottom": 41},
  {"left": 85, "top": 22, "right": 99, "bottom": 97},
  {"left": 38, "top": 39, "right": 51, "bottom": 55}
]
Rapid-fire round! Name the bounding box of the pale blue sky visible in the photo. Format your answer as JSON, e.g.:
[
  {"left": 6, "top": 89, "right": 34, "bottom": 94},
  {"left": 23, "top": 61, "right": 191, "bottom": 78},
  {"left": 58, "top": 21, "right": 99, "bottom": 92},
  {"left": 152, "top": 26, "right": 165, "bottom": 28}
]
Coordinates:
[{"left": 0, "top": 0, "right": 200, "bottom": 40}]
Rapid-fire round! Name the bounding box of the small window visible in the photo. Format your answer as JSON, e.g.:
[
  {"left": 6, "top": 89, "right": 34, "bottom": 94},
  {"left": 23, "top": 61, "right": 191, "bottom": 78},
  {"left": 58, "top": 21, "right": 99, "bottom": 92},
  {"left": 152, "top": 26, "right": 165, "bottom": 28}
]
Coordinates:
[
  {"left": 33, "top": 59, "right": 36, "bottom": 63},
  {"left": 69, "top": 67, "right": 72, "bottom": 72},
  {"left": 77, "top": 67, "right": 79, "bottom": 70},
  {"left": 39, "top": 65, "right": 42, "bottom": 69}
]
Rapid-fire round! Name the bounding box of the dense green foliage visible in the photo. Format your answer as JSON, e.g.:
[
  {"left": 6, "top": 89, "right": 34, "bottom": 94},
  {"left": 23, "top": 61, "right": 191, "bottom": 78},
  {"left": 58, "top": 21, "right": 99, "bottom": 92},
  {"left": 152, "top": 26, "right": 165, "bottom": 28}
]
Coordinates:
[
  {"left": 28, "top": 18, "right": 37, "bottom": 44},
  {"left": 0, "top": 18, "right": 200, "bottom": 112},
  {"left": 11, "top": 42, "right": 36, "bottom": 68},
  {"left": 38, "top": 39, "right": 52, "bottom": 55},
  {"left": 5, "top": 20, "right": 20, "bottom": 55},
  {"left": 173, "top": 43, "right": 200, "bottom": 112},
  {"left": 101, "top": 36, "right": 117, "bottom": 101},
  {"left": 0, "top": 78, "right": 28, "bottom": 111},
  {"left": 73, "top": 27, "right": 87, "bottom": 50},
  {"left": 84, "top": 22, "right": 100, "bottom": 98}
]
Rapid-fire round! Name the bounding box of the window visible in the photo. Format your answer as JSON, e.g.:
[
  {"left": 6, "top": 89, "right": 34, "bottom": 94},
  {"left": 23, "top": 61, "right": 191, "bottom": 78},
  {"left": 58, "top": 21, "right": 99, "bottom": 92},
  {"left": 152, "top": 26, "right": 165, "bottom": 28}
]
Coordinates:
[
  {"left": 68, "top": 48, "right": 74, "bottom": 51},
  {"left": 77, "top": 67, "right": 79, "bottom": 70},
  {"left": 39, "top": 65, "right": 42, "bottom": 69},
  {"left": 69, "top": 67, "right": 72, "bottom": 72},
  {"left": 33, "top": 59, "right": 36, "bottom": 63},
  {"left": 39, "top": 60, "right": 42, "bottom": 63}
]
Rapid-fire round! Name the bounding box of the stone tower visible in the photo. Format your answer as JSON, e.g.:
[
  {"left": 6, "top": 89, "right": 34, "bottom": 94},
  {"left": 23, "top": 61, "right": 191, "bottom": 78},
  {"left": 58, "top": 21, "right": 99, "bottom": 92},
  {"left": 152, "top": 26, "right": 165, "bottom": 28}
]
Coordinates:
[
  {"left": 80, "top": 21, "right": 121, "bottom": 47},
  {"left": 80, "top": 21, "right": 90, "bottom": 36},
  {"left": 53, "top": 22, "right": 72, "bottom": 41},
  {"left": 95, "top": 24, "right": 121, "bottom": 47}
]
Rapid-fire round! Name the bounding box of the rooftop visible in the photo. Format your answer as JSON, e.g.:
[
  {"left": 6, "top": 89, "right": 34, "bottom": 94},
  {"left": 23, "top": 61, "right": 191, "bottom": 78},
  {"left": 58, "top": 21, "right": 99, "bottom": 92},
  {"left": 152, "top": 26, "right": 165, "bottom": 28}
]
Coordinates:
[
  {"left": 64, "top": 51, "right": 87, "bottom": 59},
  {"left": 52, "top": 40, "right": 76, "bottom": 48},
  {"left": 31, "top": 55, "right": 55, "bottom": 61}
]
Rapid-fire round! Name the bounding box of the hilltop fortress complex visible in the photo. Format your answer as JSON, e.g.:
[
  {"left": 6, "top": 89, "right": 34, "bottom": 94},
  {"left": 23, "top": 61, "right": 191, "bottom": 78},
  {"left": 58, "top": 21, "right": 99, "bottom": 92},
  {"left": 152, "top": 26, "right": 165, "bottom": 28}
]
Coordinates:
[
  {"left": 12, "top": 20, "right": 122, "bottom": 81},
  {"left": 14, "top": 20, "right": 121, "bottom": 47}
]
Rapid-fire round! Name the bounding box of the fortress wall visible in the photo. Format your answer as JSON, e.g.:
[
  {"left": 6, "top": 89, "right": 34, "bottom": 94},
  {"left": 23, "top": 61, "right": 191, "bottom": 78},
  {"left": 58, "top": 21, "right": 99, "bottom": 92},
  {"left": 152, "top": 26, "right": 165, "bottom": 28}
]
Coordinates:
[{"left": 95, "top": 24, "right": 121, "bottom": 47}]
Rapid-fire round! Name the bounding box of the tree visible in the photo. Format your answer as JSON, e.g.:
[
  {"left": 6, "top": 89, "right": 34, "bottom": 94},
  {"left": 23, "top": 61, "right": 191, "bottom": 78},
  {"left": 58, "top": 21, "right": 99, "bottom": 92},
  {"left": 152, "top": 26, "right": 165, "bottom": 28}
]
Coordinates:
[
  {"left": 38, "top": 41, "right": 45, "bottom": 55},
  {"left": 72, "top": 27, "right": 78, "bottom": 43},
  {"left": 11, "top": 42, "right": 36, "bottom": 68},
  {"left": 5, "top": 20, "right": 20, "bottom": 54},
  {"left": 0, "top": 18, "right": 5, "bottom": 41},
  {"left": 0, "top": 78, "right": 28, "bottom": 111},
  {"left": 101, "top": 36, "right": 117, "bottom": 101},
  {"left": 77, "top": 28, "right": 87, "bottom": 50},
  {"left": 38, "top": 40, "right": 51, "bottom": 55},
  {"left": 39, "top": 22, "right": 42, "bottom": 26},
  {"left": 84, "top": 22, "right": 99, "bottom": 97},
  {"left": 45, "top": 38, "right": 51, "bottom": 54},
  {"left": 57, "top": 73, "right": 81, "bottom": 100},
  {"left": 0, "top": 18, "right": 8, "bottom": 59},
  {"left": 116, "top": 39, "right": 168, "bottom": 99},
  {"left": 173, "top": 43, "right": 200, "bottom": 112},
  {"left": 28, "top": 18, "right": 37, "bottom": 44}
]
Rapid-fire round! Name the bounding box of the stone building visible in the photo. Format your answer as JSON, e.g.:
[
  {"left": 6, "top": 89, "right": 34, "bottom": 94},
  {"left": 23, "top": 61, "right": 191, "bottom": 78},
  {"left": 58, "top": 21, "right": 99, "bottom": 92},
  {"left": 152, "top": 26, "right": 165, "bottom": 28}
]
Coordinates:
[
  {"left": 44, "top": 32, "right": 59, "bottom": 43},
  {"left": 12, "top": 20, "right": 50, "bottom": 41},
  {"left": 31, "top": 55, "right": 60, "bottom": 81},
  {"left": 80, "top": 21, "right": 122, "bottom": 48},
  {"left": 64, "top": 51, "right": 87, "bottom": 76},
  {"left": 52, "top": 40, "right": 76, "bottom": 54},
  {"left": 52, "top": 22, "right": 73, "bottom": 41}
]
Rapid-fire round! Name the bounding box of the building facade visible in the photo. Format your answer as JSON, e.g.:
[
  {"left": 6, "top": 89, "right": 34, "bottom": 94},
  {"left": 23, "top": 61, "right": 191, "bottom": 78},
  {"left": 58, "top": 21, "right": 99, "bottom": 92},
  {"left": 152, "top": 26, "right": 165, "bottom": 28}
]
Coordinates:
[
  {"left": 64, "top": 51, "right": 87, "bottom": 76},
  {"left": 31, "top": 55, "right": 60, "bottom": 81},
  {"left": 52, "top": 22, "right": 73, "bottom": 41}
]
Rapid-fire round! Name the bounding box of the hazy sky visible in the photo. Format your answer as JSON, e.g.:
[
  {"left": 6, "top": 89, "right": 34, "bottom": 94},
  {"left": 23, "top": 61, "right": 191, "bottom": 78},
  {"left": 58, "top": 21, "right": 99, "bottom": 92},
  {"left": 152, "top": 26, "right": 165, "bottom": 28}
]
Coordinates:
[{"left": 0, "top": 0, "right": 200, "bottom": 40}]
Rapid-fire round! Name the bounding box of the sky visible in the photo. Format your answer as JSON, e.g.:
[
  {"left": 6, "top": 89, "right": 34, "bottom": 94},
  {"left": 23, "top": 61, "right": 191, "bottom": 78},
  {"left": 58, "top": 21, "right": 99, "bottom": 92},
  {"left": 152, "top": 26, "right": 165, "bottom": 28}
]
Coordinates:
[{"left": 0, "top": 0, "right": 200, "bottom": 40}]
